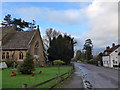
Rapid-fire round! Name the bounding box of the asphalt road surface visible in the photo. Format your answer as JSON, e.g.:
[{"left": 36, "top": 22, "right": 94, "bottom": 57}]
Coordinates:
[{"left": 74, "top": 62, "right": 119, "bottom": 88}]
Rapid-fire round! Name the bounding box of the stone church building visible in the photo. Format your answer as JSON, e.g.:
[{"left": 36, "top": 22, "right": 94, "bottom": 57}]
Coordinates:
[{"left": 0, "top": 26, "right": 46, "bottom": 67}]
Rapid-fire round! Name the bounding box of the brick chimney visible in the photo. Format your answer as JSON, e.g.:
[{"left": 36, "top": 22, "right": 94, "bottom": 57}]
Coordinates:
[{"left": 106, "top": 46, "right": 110, "bottom": 50}]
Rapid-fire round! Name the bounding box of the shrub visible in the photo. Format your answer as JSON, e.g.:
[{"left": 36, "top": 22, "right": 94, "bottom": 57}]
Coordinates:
[
  {"left": 53, "top": 60, "right": 65, "bottom": 65},
  {"left": 53, "top": 60, "right": 65, "bottom": 74},
  {"left": 18, "top": 53, "right": 35, "bottom": 74},
  {"left": 1, "top": 59, "right": 17, "bottom": 68},
  {"left": 87, "top": 59, "right": 97, "bottom": 65}
]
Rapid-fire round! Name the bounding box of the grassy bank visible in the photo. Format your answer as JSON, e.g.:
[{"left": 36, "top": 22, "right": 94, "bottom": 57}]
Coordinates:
[{"left": 2, "top": 66, "right": 72, "bottom": 88}]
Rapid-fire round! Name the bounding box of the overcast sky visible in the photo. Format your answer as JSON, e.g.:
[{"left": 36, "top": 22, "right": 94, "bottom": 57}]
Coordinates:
[{"left": 1, "top": 1, "right": 118, "bottom": 55}]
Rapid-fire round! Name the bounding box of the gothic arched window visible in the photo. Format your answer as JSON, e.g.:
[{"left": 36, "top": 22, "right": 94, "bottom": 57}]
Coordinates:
[
  {"left": 19, "top": 52, "right": 23, "bottom": 59},
  {"left": 34, "top": 41, "right": 39, "bottom": 55},
  {"left": 2, "top": 52, "right": 5, "bottom": 59},
  {"left": 6, "top": 52, "right": 9, "bottom": 59}
]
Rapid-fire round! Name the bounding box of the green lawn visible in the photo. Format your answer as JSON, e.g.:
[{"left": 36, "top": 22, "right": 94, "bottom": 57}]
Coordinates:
[
  {"left": 2, "top": 66, "right": 72, "bottom": 88},
  {"left": 0, "top": 70, "right": 2, "bottom": 89}
]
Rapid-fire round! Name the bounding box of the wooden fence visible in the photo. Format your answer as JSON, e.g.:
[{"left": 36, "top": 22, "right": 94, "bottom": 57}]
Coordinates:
[{"left": 22, "top": 65, "right": 75, "bottom": 89}]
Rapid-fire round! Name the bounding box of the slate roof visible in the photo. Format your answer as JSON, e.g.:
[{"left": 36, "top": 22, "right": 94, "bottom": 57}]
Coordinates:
[
  {"left": 103, "top": 45, "right": 120, "bottom": 56},
  {"left": 0, "top": 26, "right": 13, "bottom": 40},
  {"left": 2, "top": 30, "right": 36, "bottom": 50}
]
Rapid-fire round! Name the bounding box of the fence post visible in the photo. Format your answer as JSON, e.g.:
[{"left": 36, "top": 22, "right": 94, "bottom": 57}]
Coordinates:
[
  {"left": 56, "top": 74, "right": 59, "bottom": 84},
  {"left": 68, "top": 70, "right": 71, "bottom": 76},
  {"left": 60, "top": 76, "right": 64, "bottom": 81},
  {"left": 72, "top": 64, "right": 75, "bottom": 70},
  {"left": 22, "top": 84, "right": 27, "bottom": 89}
]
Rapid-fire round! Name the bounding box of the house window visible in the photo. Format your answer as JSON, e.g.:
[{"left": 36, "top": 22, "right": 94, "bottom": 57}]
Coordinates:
[
  {"left": 34, "top": 41, "right": 39, "bottom": 55},
  {"left": 118, "top": 52, "right": 120, "bottom": 55},
  {"left": 113, "top": 60, "right": 115, "bottom": 64},
  {"left": 2, "top": 52, "right": 5, "bottom": 59},
  {"left": 6, "top": 52, "right": 9, "bottom": 59},
  {"left": 19, "top": 52, "right": 23, "bottom": 59},
  {"left": 107, "top": 61, "right": 108, "bottom": 64},
  {"left": 104, "top": 61, "right": 105, "bottom": 64},
  {"left": 116, "top": 61, "right": 117, "bottom": 64}
]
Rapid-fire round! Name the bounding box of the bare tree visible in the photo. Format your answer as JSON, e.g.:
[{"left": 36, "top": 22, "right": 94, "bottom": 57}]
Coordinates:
[{"left": 45, "top": 28, "right": 60, "bottom": 46}]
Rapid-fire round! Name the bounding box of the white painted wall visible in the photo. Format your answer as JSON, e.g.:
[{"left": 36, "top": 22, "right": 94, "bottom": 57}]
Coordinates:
[
  {"left": 102, "top": 56, "right": 110, "bottom": 67},
  {"left": 0, "top": 41, "right": 1, "bottom": 47},
  {"left": 102, "top": 46, "right": 120, "bottom": 68},
  {"left": 110, "top": 47, "right": 120, "bottom": 67}
]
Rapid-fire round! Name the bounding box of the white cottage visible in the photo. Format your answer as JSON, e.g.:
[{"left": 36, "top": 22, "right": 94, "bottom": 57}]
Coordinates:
[{"left": 102, "top": 43, "right": 120, "bottom": 68}]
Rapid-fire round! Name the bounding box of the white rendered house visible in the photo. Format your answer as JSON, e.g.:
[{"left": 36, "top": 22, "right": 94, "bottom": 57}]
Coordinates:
[{"left": 102, "top": 43, "right": 120, "bottom": 68}]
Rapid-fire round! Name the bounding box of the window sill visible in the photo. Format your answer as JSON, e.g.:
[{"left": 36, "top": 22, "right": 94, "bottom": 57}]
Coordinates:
[{"left": 18, "top": 59, "right": 23, "bottom": 61}]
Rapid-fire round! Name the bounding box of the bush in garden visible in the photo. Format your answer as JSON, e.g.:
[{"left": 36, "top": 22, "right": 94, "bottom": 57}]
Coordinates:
[
  {"left": 87, "top": 59, "right": 97, "bottom": 65},
  {"left": 53, "top": 60, "right": 65, "bottom": 74},
  {"left": 1, "top": 59, "right": 17, "bottom": 68},
  {"left": 18, "top": 53, "right": 35, "bottom": 74}
]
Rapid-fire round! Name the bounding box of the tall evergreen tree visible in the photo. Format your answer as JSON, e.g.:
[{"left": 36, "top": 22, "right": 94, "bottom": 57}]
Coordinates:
[
  {"left": 75, "top": 50, "right": 82, "bottom": 60},
  {"left": 2, "top": 14, "right": 12, "bottom": 26},
  {"left": 11, "top": 18, "right": 30, "bottom": 31},
  {"left": 2, "top": 14, "right": 36, "bottom": 31},
  {"left": 47, "top": 34, "right": 77, "bottom": 64},
  {"left": 83, "top": 39, "right": 93, "bottom": 60}
]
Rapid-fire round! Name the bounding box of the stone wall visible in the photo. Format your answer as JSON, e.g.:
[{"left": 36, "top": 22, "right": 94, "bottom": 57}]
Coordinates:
[
  {"left": 28, "top": 29, "right": 46, "bottom": 66},
  {"left": 1, "top": 27, "right": 46, "bottom": 67},
  {"left": 0, "top": 50, "right": 27, "bottom": 65}
]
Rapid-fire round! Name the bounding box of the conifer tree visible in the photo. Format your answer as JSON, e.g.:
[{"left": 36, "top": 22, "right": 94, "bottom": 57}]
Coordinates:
[{"left": 18, "top": 53, "right": 35, "bottom": 74}]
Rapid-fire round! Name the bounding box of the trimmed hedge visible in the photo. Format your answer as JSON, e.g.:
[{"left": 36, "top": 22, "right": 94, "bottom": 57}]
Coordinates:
[{"left": 87, "top": 60, "right": 97, "bottom": 65}]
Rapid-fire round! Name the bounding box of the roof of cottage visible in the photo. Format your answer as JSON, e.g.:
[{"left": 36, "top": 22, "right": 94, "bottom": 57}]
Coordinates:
[
  {"left": 103, "top": 45, "right": 120, "bottom": 56},
  {"left": 0, "top": 26, "right": 14, "bottom": 40},
  {"left": 2, "top": 30, "right": 36, "bottom": 50}
]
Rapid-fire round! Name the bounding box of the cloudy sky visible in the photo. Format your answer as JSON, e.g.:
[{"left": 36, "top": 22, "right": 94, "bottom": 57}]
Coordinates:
[{"left": 1, "top": 1, "right": 118, "bottom": 55}]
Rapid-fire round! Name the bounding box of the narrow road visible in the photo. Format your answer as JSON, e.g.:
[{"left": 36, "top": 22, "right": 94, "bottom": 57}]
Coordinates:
[{"left": 75, "top": 62, "right": 119, "bottom": 88}]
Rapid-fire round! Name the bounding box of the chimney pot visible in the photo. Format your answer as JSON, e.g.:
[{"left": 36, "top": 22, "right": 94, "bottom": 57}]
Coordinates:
[
  {"left": 106, "top": 46, "right": 110, "bottom": 50},
  {"left": 112, "top": 43, "right": 115, "bottom": 47}
]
